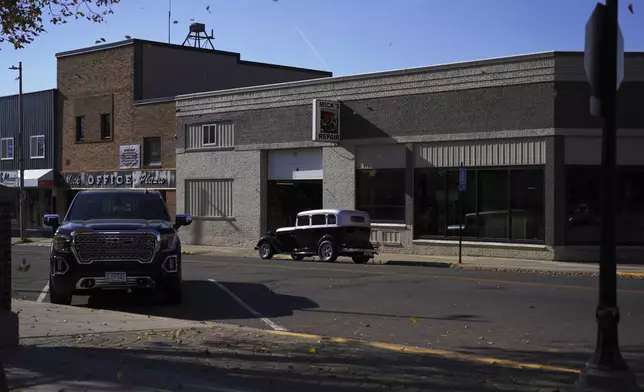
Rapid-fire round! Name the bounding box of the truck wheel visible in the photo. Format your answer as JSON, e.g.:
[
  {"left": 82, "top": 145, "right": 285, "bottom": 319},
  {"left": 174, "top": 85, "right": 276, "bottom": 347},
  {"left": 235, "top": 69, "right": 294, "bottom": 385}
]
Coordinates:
[
  {"left": 318, "top": 240, "right": 338, "bottom": 263},
  {"left": 48, "top": 278, "right": 72, "bottom": 305},
  {"left": 162, "top": 282, "right": 183, "bottom": 306},
  {"left": 352, "top": 255, "right": 370, "bottom": 264},
  {"left": 258, "top": 242, "right": 275, "bottom": 260}
]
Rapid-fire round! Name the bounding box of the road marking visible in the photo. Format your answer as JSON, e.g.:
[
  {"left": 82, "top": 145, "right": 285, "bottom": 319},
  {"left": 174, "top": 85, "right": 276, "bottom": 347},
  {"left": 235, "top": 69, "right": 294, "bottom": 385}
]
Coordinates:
[
  {"left": 264, "top": 329, "right": 579, "bottom": 374},
  {"left": 185, "top": 259, "right": 644, "bottom": 294},
  {"left": 36, "top": 282, "right": 49, "bottom": 303},
  {"left": 208, "top": 279, "right": 288, "bottom": 332}
]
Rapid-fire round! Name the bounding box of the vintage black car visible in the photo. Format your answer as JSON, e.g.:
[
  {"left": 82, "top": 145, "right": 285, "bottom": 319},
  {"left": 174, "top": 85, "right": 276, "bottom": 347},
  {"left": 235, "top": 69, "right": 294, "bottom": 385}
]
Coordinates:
[
  {"left": 43, "top": 189, "right": 192, "bottom": 306},
  {"left": 255, "top": 209, "right": 378, "bottom": 264}
]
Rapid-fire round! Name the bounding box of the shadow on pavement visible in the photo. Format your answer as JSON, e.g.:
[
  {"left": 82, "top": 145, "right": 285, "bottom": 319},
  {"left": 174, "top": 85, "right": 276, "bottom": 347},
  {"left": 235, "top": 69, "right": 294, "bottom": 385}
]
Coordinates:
[
  {"left": 84, "top": 280, "right": 319, "bottom": 322},
  {"left": 2, "top": 330, "right": 580, "bottom": 392},
  {"left": 299, "top": 308, "right": 486, "bottom": 323}
]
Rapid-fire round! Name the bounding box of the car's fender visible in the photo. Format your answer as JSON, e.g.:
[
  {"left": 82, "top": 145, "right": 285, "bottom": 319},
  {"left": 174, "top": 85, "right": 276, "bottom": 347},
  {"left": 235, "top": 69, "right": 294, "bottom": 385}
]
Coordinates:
[{"left": 255, "top": 234, "right": 282, "bottom": 252}]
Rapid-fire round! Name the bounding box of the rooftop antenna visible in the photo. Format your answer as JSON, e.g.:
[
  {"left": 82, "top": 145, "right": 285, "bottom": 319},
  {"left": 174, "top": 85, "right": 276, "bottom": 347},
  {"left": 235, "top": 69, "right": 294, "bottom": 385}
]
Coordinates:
[{"left": 182, "top": 23, "right": 215, "bottom": 50}]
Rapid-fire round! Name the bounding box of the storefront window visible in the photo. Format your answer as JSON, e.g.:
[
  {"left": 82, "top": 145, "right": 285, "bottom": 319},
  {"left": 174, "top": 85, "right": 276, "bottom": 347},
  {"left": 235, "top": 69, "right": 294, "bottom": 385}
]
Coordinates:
[
  {"left": 510, "top": 169, "right": 545, "bottom": 241},
  {"left": 414, "top": 167, "right": 545, "bottom": 242},
  {"left": 355, "top": 168, "right": 406, "bottom": 223},
  {"left": 565, "top": 166, "right": 644, "bottom": 244}
]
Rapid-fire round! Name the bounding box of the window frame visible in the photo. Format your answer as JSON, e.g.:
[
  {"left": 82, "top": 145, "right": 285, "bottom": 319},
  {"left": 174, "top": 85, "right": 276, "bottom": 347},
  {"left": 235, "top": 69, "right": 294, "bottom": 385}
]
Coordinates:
[
  {"left": 355, "top": 168, "right": 407, "bottom": 224},
  {"left": 202, "top": 124, "right": 218, "bottom": 147},
  {"left": 1, "top": 137, "right": 14, "bottom": 160},
  {"left": 100, "top": 113, "right": 112, "bottom": 140},
  {"left": 143, "top": 137, "right": 162, "bottom": 167},
  {"left": 413, "top": 166, "right": 546, "bottom": 244},
  {"left": 29, "top": 135, "right": 45, "bottom": 159},
  {"left": 75, "top": 116, "right": 85, "bottom": 142},
  {"left": 296, "top": 215, "right": 310, "bottom": 227}
]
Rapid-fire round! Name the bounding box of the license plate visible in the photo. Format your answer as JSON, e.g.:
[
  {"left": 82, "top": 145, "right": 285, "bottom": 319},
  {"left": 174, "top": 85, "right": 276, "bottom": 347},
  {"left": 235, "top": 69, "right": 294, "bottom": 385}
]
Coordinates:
[
  {"left": 364, "top": 250, "right": 374, "bottom": 256},
  {"left": 105, "top": 272, "right": 127, "bottom": 283}
]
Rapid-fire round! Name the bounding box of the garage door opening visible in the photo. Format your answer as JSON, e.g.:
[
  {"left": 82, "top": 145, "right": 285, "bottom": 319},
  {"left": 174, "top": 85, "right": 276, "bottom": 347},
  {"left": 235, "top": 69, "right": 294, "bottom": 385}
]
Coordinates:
[{"left": 267, "top": 180, "right": 322, "bottom": 231}]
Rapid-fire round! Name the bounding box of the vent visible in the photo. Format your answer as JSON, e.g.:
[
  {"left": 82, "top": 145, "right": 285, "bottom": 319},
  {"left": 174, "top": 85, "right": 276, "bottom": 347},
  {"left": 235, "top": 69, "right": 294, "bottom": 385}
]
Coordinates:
[{"left": 182, "top": 23, "right": 215, "bottom": 50}]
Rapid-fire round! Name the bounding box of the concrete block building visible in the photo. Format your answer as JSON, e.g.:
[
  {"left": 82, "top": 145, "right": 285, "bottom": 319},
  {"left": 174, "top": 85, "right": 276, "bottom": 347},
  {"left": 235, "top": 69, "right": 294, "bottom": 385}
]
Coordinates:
[{"left": 174, "top": 51, "right": 644, "bottom": 262}]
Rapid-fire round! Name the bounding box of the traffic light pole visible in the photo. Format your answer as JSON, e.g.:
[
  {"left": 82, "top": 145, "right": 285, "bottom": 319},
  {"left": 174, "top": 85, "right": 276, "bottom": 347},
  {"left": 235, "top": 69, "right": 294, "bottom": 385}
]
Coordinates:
[{"left": 578, "top": 0, "right": 639, "bottom": 390}]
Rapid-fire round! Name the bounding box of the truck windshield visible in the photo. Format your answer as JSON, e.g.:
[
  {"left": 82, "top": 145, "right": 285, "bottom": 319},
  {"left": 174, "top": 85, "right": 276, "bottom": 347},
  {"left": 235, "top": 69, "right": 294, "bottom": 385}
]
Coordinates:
[{"left": 66, "top": 192, "right": 171, "bottom": 221}]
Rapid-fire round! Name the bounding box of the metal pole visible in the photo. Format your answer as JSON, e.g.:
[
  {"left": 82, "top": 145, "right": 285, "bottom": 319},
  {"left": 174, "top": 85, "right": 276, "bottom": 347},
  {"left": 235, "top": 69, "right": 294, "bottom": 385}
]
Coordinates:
[
  {"left": 168, "top": 0, "right": 172, "bottom": 43},
  {"left": 458, "top": 164, "right": 464, "bottom": 265},
  {"left": 578, "top": 0, "right": 638, "bottom": 389},
  {"left": 17, "top": 62, "right": 25, "bottom": 243}
]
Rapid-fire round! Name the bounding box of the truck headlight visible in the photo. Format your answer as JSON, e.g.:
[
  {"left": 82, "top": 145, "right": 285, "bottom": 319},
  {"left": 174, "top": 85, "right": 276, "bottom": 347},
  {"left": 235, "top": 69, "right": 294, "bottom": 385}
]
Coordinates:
[
  {"left": 160, "top": 234, "right": 178, "bottom": 251},
  {"left": 52, "top": 234, "right": 72, "bottom": 253}
]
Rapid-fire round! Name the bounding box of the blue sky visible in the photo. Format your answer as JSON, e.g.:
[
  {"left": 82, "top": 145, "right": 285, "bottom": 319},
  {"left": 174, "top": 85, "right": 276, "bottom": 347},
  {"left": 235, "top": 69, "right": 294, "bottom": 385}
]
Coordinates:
[{"left": 1, "top": 0, "right": 643, "bottom": 96}]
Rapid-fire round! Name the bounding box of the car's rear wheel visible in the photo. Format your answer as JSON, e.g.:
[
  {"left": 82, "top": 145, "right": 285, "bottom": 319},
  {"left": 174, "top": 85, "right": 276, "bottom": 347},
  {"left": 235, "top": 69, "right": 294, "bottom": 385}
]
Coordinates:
[
  {"left": 318, "top": 240, "right": 338, "bottom": 263},
  {"left": 48, "top": 277, "right": 72, "bottom": 305},
  {"left": 258, "top": 242, "right": 275, "bottom": 260},
  {"left": 291, "top": 255, "right": 304, "bottom": 261},
  {"left": 352, "top": 255, "right": 370, "bottom": 264}
]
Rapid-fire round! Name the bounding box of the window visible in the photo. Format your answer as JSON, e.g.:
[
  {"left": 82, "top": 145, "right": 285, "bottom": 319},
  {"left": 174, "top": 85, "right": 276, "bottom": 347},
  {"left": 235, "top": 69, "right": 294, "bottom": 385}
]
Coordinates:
[
  {"left": 29, "top": 135, "right": 45, "bottom": 159},
  {"left": 311, "top": 214, "right": 326, "bottom": 225},
  {"left": 185, "top": 179, "right": 233, "bottom": 218},
  {"left": 1, "top": 138, "right": 14, "bottom": 160},
  {"left": 351, "top": 216, "right": 365, "bottom": 223},
  {"left": 327, "top": 214, "right": 337, "bottom": 225},
  {"left": 75, "top": 116, "right": 85, "bottom": 141},
  {"left": 414, "top": 167, "right": 545, "bottom": 242},
  {"left": 565, "top": 166, "right": 600, "bottom": 244},
  {"left": 565, "top": 166, "right": 644, "bottom": 245},
  {"left": 203, "top": 125, "right": 219, "bottom": 146},
  {"left": 100, "top": 113, "right": 111, "bottom": 140},
  {"left": 143, "top": 137, "right": 161, "bottom": 167},
  {"left": 186, "top": 122, "right": 234, "bottom": 149},
  {"left": 297, "top": 215, "right": 310, "bottom": 226},
  {"left": 355, "top": 168, "right": 406, "bottom": 222},
  {"left": 66, "top": 192, "right": 170, "bottom": 221}
]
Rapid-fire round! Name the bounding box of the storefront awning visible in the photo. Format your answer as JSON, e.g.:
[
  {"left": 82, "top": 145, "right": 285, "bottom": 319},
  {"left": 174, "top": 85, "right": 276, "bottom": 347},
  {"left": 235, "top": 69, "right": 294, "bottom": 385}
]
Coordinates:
[{"left": 23, "top": 169, "right": 54, "bottom": 188}]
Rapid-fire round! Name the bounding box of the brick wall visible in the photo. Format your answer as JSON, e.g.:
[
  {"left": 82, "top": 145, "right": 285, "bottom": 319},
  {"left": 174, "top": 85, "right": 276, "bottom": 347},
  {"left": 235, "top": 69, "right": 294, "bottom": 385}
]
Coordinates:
[{"left": 58, "top": 45, "right": 176, "bottom": 172}]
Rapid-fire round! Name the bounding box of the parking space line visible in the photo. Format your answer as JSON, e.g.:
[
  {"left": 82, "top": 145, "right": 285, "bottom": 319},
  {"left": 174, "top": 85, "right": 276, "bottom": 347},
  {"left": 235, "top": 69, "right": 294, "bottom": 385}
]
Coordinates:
[
  {"left": 208, "top": 279, "right": 288, "bottom": 332},
  {"left": 36, "top": 282, "right": 49, "bottom": 303}
]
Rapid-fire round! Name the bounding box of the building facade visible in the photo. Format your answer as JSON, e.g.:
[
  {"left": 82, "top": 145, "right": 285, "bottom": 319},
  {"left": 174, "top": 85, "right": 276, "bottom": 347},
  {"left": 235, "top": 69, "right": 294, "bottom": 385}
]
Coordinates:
[
  {"left": 0, "top": 89, "right": 63, "bottom": 235},
  {"left": 174, "top": 51, "right": 644, "bottom": 262},
  {"left": 56, "top": 36, "right": 331, "bottom": 217}
]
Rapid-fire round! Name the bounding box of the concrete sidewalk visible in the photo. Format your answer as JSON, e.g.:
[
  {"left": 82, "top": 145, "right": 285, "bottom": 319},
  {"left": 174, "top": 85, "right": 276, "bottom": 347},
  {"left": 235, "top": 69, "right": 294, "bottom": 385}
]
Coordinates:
[
  {"left": 1, "top": 299, "right": 585, "bottom": 391},
  {"left": 13, "top": 236, "right": 644, "bottom": 278}
]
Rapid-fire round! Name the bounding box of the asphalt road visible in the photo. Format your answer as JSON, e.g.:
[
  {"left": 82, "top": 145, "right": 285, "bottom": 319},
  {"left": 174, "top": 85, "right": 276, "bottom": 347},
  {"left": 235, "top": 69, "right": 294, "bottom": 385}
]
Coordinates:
[{"left": 10, "top": 244, "right": 644, "bottom": 375}]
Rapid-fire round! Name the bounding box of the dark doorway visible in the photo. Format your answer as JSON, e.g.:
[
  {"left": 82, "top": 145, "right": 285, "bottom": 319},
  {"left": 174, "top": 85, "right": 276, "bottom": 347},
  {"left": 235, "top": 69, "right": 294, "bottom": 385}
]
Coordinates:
[{"left": 267, "top": 180, "right": 322, "bottom": 231}]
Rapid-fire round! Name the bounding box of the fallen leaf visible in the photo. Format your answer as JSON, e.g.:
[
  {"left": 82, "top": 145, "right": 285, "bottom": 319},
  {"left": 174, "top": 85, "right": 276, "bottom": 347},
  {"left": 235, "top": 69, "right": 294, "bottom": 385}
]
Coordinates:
[
  {"left": 410, "top": 317, "right": 419, "bottom": 324},
  {"left": 308, "top": 347, "right": 316, "bottom": 354},
  {"left": 116, "top": 371, "right": 123, "bottom": 382}
]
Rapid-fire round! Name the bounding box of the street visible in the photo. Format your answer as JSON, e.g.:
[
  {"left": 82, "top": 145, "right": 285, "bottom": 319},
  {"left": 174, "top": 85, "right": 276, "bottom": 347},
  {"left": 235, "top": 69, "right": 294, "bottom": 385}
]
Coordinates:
[{"left": 10, "top": 245, "right": 644, "bottom": 377}]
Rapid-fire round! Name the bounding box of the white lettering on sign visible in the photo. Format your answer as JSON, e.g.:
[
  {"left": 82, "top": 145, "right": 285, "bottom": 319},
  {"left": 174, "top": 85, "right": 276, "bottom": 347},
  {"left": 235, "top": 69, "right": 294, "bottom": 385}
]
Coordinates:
[{"left": 62, "top": 170, "right": 175, "bottom": 189}]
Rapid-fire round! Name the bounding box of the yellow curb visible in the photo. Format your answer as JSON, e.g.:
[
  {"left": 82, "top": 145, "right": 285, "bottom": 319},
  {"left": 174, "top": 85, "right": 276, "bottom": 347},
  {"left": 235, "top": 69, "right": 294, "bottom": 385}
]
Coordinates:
[
  {"left": 265, "top": 329, "right": 579, "bottom": 374},
  {"left": 618, "top": 272, "right": 644, "bottom": 278}
]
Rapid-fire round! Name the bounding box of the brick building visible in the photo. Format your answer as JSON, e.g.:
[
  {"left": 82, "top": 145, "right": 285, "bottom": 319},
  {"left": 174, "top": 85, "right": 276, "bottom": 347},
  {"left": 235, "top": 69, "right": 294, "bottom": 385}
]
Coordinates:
[
  {"left": 57, "top": 33, "right": 331, "bottom": 216},
  {"left": 174, "top": 51, "right": 644, "bottom": 262}
]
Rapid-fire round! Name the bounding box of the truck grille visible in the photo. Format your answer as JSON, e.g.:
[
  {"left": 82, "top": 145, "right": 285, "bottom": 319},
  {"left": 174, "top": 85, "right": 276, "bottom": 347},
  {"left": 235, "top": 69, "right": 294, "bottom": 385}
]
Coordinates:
[{"left": 74, "top": 233, "right": 157, "bottom": 263}]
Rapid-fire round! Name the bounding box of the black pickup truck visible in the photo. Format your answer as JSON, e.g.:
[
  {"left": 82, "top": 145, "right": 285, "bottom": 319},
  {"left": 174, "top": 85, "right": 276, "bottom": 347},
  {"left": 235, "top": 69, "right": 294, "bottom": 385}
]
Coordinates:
[{"left": 43, "top": 189, "right": 192, "bottom": 306}]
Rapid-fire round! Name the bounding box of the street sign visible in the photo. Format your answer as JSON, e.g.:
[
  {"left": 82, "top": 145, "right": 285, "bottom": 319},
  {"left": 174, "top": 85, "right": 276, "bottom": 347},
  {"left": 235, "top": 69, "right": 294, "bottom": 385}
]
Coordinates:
[
  {"left": 458, "top": 167, "right": 467, "bottom": 192},
  {"left": 584, "top": 2, "right": 624, "bottom": 97}
]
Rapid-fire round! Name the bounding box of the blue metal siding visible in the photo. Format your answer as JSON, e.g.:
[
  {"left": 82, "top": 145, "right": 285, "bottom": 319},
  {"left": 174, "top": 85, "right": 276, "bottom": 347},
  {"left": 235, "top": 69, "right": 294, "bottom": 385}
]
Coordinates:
[{"left": 0, "top": 89, "right": 57, "bottom": 171}]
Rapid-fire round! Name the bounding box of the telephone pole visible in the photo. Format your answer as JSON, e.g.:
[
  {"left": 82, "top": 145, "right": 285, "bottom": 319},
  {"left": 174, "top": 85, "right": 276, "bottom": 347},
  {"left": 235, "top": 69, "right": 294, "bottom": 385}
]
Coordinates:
[{"left": 8, "top": 62, "right": 25, "bottom": 242}]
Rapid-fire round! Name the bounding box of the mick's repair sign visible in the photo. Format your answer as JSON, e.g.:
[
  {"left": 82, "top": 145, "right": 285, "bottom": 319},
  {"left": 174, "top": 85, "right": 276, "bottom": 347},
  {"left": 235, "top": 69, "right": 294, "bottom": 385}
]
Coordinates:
[{"left": 312, "top": 99, "right": 340, "bottom": 142}]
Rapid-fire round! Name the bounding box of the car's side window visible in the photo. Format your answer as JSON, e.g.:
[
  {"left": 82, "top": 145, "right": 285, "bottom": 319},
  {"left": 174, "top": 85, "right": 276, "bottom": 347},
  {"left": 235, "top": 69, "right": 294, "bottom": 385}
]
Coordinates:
[
  {"left": 327, "top": 214, "right": 337, "bottom": 225},
  {"left": 311, "top": 214, "right": 326, "bottom": 226},
  {"left": 296, "top": 215, "right": 310, "bottom": 227},
  {"left": 351, "top": 215, "right": 365, "bottom": 223}
]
